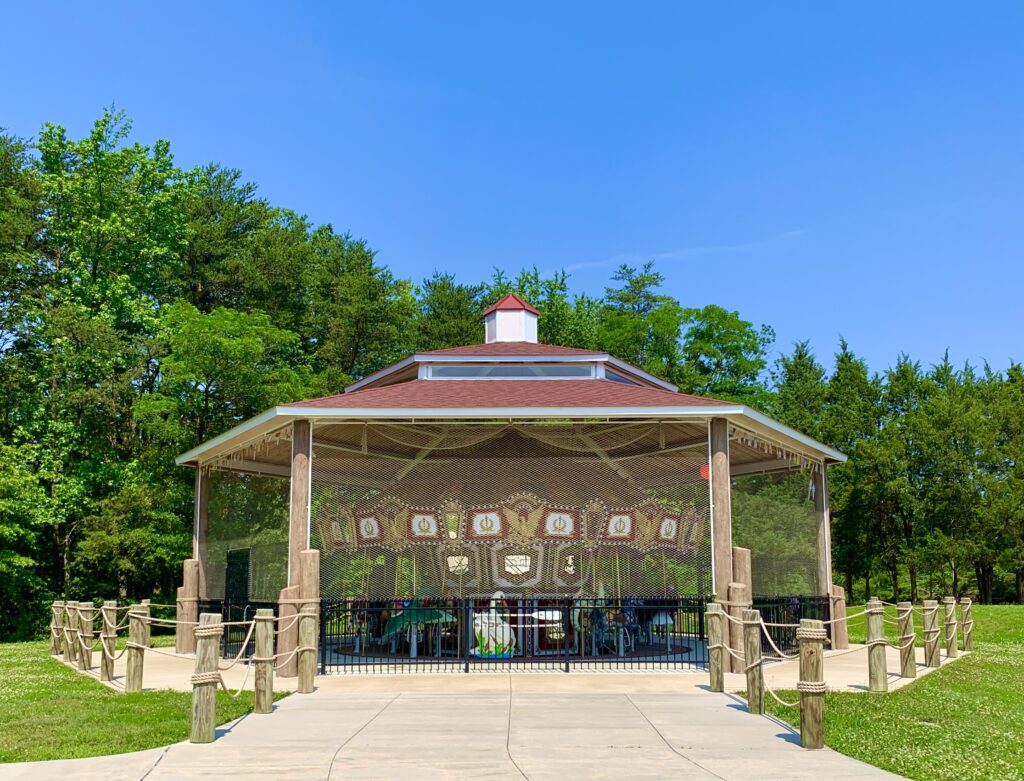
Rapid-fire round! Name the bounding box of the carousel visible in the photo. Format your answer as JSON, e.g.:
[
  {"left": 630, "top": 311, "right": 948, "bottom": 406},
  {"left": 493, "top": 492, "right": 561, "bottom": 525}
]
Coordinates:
[{"left": 176, "top": 294, "right": 845, "bottom": 670}]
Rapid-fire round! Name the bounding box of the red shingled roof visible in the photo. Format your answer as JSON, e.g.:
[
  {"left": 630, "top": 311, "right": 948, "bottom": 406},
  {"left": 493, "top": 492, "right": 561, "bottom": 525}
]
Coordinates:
[
  {"left": 482, "top": 293, "right": 540, "bottom": 316},
  {"left": 421, "top": 341, "right": 604, "bottom": 357},
  {"left": 286, "top": 379, "right": 728, "bottom": 409}
]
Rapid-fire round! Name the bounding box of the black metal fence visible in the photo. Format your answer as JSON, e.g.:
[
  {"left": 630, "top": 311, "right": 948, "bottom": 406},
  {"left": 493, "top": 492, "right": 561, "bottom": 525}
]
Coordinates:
[
  {"left": 193, "top": 594, "right": 828, "bottom": 671},
  {"left": 197, "top": 599, "right": 278, "bottom": 658},
  {"left": 318, "top": 596, "right": 710, "bottom": 674},
  {"left": 751, "top": 595, "right": 831, "bottom": 657}
]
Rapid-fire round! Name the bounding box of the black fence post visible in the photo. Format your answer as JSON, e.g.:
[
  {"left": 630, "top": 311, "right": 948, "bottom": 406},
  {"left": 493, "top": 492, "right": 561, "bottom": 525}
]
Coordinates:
[
  {"left": 463, "top": 599, "right": 471, "bottom": 673},
  {"left": 563, "top": 597, "right": 570, "bottom": 673},
  {"left": 317, "top": 601, "right": 325, "bottom": 675}
]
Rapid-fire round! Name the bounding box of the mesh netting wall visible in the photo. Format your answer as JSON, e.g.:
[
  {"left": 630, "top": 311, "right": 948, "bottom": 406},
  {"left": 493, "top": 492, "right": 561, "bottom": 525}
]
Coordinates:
[
  {"left": 731, "top": 470, "right": 819, "bottom": 595},
  {"left": 310, "top": 422, "right": 712, "bottom": 601},
  {"left": 204, "top": 469, "right": 290, "bottom": 601}
]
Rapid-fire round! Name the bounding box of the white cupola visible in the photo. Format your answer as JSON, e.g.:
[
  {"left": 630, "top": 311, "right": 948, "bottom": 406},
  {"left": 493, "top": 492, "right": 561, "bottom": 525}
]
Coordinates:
[{"left": 482, "top": 293, "right": 540, "bottom": 343}]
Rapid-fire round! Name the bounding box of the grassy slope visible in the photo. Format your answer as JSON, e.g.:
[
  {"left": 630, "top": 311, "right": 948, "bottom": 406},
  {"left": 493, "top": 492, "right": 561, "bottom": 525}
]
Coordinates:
[
  {"left": 0, "top": 640, "right": 277, "bottom": 763},
  {"left": 765, "top": 604, "right": 1024, "bottom": 781}
]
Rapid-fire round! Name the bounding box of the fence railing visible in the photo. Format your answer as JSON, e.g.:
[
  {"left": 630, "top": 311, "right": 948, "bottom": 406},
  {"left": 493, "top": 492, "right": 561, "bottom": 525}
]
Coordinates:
[
  {"left": 319, "top": 596, "right": 709, "bottom": 674},
  {"left": 751, "top": 595, "right": 832, "bottom": 656}
]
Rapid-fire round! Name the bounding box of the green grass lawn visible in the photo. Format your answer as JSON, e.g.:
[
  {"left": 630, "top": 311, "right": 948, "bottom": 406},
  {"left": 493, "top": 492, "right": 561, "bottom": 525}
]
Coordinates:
[
  {"left": 0, "top": 640, "right": 283, "bottom": 763},
  {"left": 764, "top": 604, "right": 1024, "bottom": 781}
]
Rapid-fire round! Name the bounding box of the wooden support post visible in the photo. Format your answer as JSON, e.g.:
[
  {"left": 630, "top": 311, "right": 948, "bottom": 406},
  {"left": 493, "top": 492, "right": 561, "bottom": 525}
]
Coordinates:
[
  {"left": 866, "top": 598, "right": 887, "bottom": 693},
  {"left": 742, "top": 608, "right": 764, "bottom": 715},
  {"left": 797, "top": 619, "right": 826, "bottom": 750},
  {"left": 960, "top": 597, "right": 973, "bottom": 652},
  {"left": 288, "top": 420, "right": 312, "bottom": 588},
  {"left": 125, "top": 604, "right": 149, "bottom": 693},
  {"left": 176, "top": 558, "right": 200, "bottom": 654},
  {"left": 943, "top": 596, "right": 958, "bottom": 659},
  {"left": 100, "top": 600, "right": 116, "bottom": 682},
  {"left": 191, "top": 613, "right": 223, "bottom": 744},
  {"left": 727, "top": 582, "right": 747, "bottom": 674},
  {"left": 706, "top": 602, "right": 725, "bottom": 692},
  {"left": 51, "top": 601, "right": 64, "bottom": 656},
  {"left": 193, "top": 469, "right": 209, "bottom": 599},
  {"left": 813, "top": 467, "right": 832, "bottom": 597},
  {"left": 65, "top": 601, "right": 79, "bottom": 663},
  {"left": 78, "top": 602, "right": 95, "bottom": 672},
  {"left": 710, "top": 418, "right": 734, "bottom": 612},
  {"left": 922, "top": 599, "right": 940, "bottom": 668},
  {"left": 276, "top": 585, "right": 300, "bottom": 677},
  {"left": 254, "top": 609, "right": 274, "bottom": 714},
  {"left": 897, "top": 601, "right": 916, "bottom": 679},
  {"left": 829, "top": 585, "right": 849, "bottom": 650},
  {"left": 298, "top": 606, "right": 317, "bottom": 694}
]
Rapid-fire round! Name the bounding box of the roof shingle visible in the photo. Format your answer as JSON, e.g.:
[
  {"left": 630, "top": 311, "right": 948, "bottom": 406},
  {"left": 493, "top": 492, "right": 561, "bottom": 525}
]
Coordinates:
[{"left": 286, "top": 379, "right": 730, "bottom": 409}]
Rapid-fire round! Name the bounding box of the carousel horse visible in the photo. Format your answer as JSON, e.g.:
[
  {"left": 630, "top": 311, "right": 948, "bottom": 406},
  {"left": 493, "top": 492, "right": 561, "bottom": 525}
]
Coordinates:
[{"left": 471, "top": 591, "right": 516, "bottom": 657}]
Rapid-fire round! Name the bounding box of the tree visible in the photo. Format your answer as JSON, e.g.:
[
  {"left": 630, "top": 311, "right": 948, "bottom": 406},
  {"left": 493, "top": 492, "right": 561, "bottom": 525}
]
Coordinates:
[
  {"left": 674, "top": 304, "right": 775, "bottom": 407},
  {"left": 771, "top": 341, "right": 826, "bottom": 439},
  {"left": 414, "top": 272, "right": 485, "bottom": 351}
]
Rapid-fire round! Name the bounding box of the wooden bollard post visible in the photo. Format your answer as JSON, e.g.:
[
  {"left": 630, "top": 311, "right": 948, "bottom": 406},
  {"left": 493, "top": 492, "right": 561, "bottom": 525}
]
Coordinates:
[
  {"left": 78, "top": 602, "right": 95, "bottom": 672},
  {"left": 65, "top": 601, "right": 79, "bottom": 663},
  {"left": 960, "top": 598, "right": 973, "bottom": 652},
  {"left": 727, "top": 582, "right": 747, "bottom": 674},
  {"left": 896, "top": 601, "right": 916, "bottom": 679},
  {"left": 176, "top": 558, "right": 200, "bottom": 655},
  {"left": 297, "top": 605, "right": 317, "bottom": 694},
  {"left": 922, "top": 599, "right": 940, "bottom": 667},
  {"left": 797, "top": 618, "right": 826, "bottom": 750},
  {"left": 706, "top": 602, "right": 724, "bottom": 692},
  {"left": 866, "top": 598, "right": 887, "bottom": 693},
  {"left": 829, "top": 585, "right": 849, "bottom": 650},
  {"left": 742, "top": 608, "right": 764, "bottom": 715},
  {"left": 191, "top": 613, "right": 223, "bottom": 744},
  {"left": 943, "top": 596, "right": 958, "bottom": 659},
  {"left": 100, "top": 600, "right": 117, "bottom": 682},
  {"left": 254, "top": 609, "right": 274, "bottom": 714},
  {"left": 51, "top": 601, "right": 65, "bottom": 656},
  {"left": 125, "top": 604, "right": 149, "bottom": 693}
]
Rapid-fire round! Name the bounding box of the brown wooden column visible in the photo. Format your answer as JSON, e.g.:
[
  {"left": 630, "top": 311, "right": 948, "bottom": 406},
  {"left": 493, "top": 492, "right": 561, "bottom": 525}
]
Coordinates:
[
  {"left": 288, "top": 419, "right": 312, "bottom": 588},
  {"left": 710, "top": 418, "right": 733, "bottom": 604},
  {"left": 813, "top": 466, "right": 833, "bottom": 597},
  {"left": 193, "top": 469, "right": 209, "bottom": 598}
]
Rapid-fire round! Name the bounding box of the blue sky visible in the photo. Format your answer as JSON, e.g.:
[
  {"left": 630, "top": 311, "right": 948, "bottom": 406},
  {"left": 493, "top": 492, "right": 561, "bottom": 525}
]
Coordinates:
[{"left": 4, "top": 2, "right": 1023, "bottom": 374}]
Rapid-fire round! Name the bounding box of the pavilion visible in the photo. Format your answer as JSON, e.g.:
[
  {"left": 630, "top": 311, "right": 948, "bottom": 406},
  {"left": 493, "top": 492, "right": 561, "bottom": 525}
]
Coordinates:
[{"left": 175, "top": 294, "right": 845, "bottom": 670}]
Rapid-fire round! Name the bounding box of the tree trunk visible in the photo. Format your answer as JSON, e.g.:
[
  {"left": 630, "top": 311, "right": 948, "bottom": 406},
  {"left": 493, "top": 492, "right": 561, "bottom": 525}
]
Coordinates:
[
  {"left": 1016, "top": 570, "right": 1024, "bottom": 605},
  {"left": 889, "top": 562, "right": 899, "bottom": 601},
  {"left": 845, "top": 571, "right": 853, "bottom": 598},
  {"left": 909, "top": 564, "right": 919, "bottom": 603}
]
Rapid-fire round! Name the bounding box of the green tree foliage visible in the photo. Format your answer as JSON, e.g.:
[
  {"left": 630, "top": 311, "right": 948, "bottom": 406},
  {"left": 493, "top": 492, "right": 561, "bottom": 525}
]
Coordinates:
[{"left": 1, "top": 109, "right": 1022, "bottom": 641}]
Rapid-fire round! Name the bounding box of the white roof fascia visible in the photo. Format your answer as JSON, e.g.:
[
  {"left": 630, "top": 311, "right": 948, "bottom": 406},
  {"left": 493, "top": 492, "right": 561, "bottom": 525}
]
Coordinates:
[
  {"left": 732, "top": 406, "right": 848, "bottom": 464},
  {"left": 604, "top": 357, "right": 678, "bottom": 392},
  {"left": 174, "top": 407, "right": 283, "bottom": 466},
  {"left": 177, "top": 402, "right": 846, "bottom": 467},
  {"left": 345, "top": 356, "right": 417, "bottom": 393}
]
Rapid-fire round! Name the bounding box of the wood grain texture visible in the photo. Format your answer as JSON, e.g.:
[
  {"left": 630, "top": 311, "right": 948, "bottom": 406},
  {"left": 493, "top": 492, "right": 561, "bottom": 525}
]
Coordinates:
[
  {"left": 866, "top": 599, "right": 887, "bottom": 693},
  {"left": 254, "top": 609, "right": 274, "bottom": 714},
  {"left": 191, "top": 612, "right": 222, "bottom": 743},
  {"left": 798, "top": 618, "right": 825, "bottom": 750},
  {"left": 706, "top": 602, "right": 724, "bottom": 692},
  {"left": 743, "top": 608, "right": 764, "bottom": 715}
]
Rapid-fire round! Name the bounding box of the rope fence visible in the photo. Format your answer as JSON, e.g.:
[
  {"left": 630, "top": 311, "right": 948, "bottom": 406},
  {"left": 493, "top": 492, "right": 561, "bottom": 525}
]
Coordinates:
[
  {"left": 49, "top": 598, "right": 322, "bottom": 744},
  {"left": 704, "top": 594, "right": 974, "bottom": 751}
]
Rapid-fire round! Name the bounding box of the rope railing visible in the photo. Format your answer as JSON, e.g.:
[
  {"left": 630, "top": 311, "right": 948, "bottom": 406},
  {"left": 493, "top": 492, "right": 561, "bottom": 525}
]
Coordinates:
[
  {"left": 703, "top": 595, "right": 973, "bottom": 751},
  {"left": 50, "top": 597, "right": 326, "bottom": 747}
]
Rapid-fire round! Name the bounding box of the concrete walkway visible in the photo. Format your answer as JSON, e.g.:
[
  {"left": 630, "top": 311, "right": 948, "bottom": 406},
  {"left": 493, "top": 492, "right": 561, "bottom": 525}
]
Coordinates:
[
  {"left": 0, "top": 683, "right": 904, "bottom": 780},
  {"left": 68, "top": 641, "right": 962, "bottom": 696}
]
